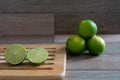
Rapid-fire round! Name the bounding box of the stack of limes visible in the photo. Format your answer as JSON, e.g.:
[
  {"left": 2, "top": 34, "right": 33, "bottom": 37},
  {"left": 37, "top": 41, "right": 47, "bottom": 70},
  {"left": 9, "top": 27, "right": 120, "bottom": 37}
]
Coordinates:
[{"left": 66, "top": 19, "right": 106, "bottom": 55}]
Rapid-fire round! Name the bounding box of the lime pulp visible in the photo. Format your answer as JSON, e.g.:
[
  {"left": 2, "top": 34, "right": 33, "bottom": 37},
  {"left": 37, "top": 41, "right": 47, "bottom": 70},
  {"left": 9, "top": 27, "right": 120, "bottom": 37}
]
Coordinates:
[
  {"left": 5, "top": 44, "right": 27, "bottom": 65},
  {"left": 27, "top": 48, "right": 48, "bottom": 65}
]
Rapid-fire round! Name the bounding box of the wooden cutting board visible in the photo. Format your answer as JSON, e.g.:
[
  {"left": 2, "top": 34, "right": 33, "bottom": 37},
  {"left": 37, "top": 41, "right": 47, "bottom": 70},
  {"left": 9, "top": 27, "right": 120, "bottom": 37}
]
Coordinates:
[{"left": 0, "top": 44, "right": 66, "bottom": 80}]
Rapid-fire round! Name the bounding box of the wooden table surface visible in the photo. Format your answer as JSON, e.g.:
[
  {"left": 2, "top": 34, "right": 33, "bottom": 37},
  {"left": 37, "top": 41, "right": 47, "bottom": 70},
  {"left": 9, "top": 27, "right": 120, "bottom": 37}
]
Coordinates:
[
  {"left": 55, "top": 34, "right": 120, "bottom": 80},
  {"left": 0, "top": 34, "right": 120, "bottom": 80}
]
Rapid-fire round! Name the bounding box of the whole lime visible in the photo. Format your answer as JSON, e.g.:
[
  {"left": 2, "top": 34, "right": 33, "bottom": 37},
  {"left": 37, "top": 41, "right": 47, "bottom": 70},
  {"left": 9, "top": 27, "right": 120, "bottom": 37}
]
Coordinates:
[
  {"left": 66, "top": 35, "right": 85, "bottom": 55},
  {"left": 87, "top": 36, "right": 106, "bottom": 55},
  {"left": 78, "top": 19, "right": 97, "bottom": 39}
]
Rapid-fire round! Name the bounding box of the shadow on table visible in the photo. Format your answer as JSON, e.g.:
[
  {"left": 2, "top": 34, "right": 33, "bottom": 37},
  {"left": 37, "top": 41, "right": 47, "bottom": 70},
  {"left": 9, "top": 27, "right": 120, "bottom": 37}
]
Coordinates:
[{"left": 67, "top": 50, "right": 99, "bottom": 61}]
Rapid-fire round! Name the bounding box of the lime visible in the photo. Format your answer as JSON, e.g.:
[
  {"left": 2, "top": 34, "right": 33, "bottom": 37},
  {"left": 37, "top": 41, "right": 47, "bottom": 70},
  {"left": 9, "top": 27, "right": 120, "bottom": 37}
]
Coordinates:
[
  {"left": 78, "top": 19, "right": 97, "bottom": 39},
  {"left": 5, "top": 44, "right": 27, "bottom": 65},
  {"left": 27, "top": 48, "right": 48, "bottom": 65},
  {"left": 66, "top": 35, "right": 85, "bottom": 55},
  {"left": 87, "top": 35, "right": 106, "bottom": 55}
]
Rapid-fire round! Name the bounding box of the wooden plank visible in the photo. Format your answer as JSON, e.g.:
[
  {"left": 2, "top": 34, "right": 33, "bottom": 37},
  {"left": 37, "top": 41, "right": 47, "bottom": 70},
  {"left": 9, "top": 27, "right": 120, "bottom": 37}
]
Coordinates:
[
  {"left": 0, "top": 35, "right": 54, "bottom": 44},
  {"left": 66, "top": 42, "right": 120, "bottom": 70},
  {"left": 0, "top": 14, "right": 54, "bottom": 36},
  {"left": 65, "top": 71, "right": 120, "bottom": 80},
  {"left": 55, "top": 14, "right": 120, "bottom": 34},
  {"left": 104, "top": 42, "right": 120, "bottom": 55},
  {"left": 67, "top": 54, "right": 120, "bottom": 70},
  {"left": 0, "top": 0, "right": 119, "bottom": 13},
  {"left": 54, "top": 34, "right": 120, "bottom": 43}
]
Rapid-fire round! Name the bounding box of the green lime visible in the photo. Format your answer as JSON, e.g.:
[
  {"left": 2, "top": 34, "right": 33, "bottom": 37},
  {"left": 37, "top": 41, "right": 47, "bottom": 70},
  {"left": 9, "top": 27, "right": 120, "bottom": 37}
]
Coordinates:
[
  {"left": 27, "top": 48, "right": 48, "bottom": 65},
  {"left": 87, "top": 35, "right": 106, "bottom": 55},
  {"left": 66, "top": 35, "right": 85, "bottom": 55},
  {"left": 5, "top": 44, "right": 27, "bottom": 65},
  {"left": 78, "top": 19, "right": 97, "bottom": 39}
]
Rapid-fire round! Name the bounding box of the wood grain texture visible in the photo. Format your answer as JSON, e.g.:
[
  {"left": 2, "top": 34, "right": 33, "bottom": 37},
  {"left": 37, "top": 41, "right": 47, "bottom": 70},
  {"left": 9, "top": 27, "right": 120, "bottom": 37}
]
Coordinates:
[
  {"left": 55, "top": 14, "right": 120, "bottom": 34},
  {"left": 0, "top": 0, "right": 119, "bottom": 34},
  {"left": 66, "top": 42, "right": 120, "bottom": 70},
  {"left": 0, "top": 14, "right": 54, "bottom": 36},
  {"left": 0, "top": 35, "right": 54, "bottom": 44},
  {"left": 67, "top": 55, "right": 120, "bottom": 70},
  {"left": 54, "top": 34, "right": 120, "bottom": 43},
  {"left": 66, "top": 71, "right": 120, "bottom": 80},
  {"left": 0, "top": 0, "right": 119, "bottom": 13}
]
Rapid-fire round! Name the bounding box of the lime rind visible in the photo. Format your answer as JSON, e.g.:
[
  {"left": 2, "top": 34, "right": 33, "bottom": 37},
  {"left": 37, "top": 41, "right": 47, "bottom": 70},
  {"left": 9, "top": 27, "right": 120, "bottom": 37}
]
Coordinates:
[
  {"left": 27, "top": 48, "right": 48, "bottom": 65},
  {"left": 5, "top": 44, "right": 27, "bottom": 65}
]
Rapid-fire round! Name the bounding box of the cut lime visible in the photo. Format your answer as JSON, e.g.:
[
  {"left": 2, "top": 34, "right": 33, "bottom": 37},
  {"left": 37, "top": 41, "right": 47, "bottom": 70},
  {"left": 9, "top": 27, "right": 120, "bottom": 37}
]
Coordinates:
[
  {"left": 5, "top": 44, "right": 27, "bottom": 65},
  {"left": 27, "top": 48, "right": 48, "bottom": 65}
]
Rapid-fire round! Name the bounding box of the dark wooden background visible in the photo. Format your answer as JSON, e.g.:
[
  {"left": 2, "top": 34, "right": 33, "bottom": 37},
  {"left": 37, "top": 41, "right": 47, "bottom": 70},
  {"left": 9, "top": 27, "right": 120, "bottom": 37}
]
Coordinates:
[{"left": 0, "top": 0, "right": 120, "bottom": 36}]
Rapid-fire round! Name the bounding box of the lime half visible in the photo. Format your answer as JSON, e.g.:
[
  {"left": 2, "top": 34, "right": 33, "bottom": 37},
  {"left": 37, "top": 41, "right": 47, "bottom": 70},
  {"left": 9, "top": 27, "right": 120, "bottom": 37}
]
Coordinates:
[
  {"left": 5, "top": 44, "right": 27, "bottom": 65},
  {"left": 27, "top": 48, "right": 48, "bottom": 65}
]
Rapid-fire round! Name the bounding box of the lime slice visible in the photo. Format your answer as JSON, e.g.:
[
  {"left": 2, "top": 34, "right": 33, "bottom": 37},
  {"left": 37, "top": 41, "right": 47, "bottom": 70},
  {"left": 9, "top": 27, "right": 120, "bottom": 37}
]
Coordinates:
[
  {"left": 27, "top": 48, "right": 48, "bottom": 65},
  {"left": 5, "top": 44, "right": 27, "bottom": 65}
]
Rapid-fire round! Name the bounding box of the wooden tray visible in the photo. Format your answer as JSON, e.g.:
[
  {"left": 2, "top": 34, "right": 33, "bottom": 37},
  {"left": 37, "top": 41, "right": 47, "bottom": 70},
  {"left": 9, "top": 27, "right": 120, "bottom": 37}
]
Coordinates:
[{"left": 0, "top": 44, "right": 66, "bottom": 80}]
